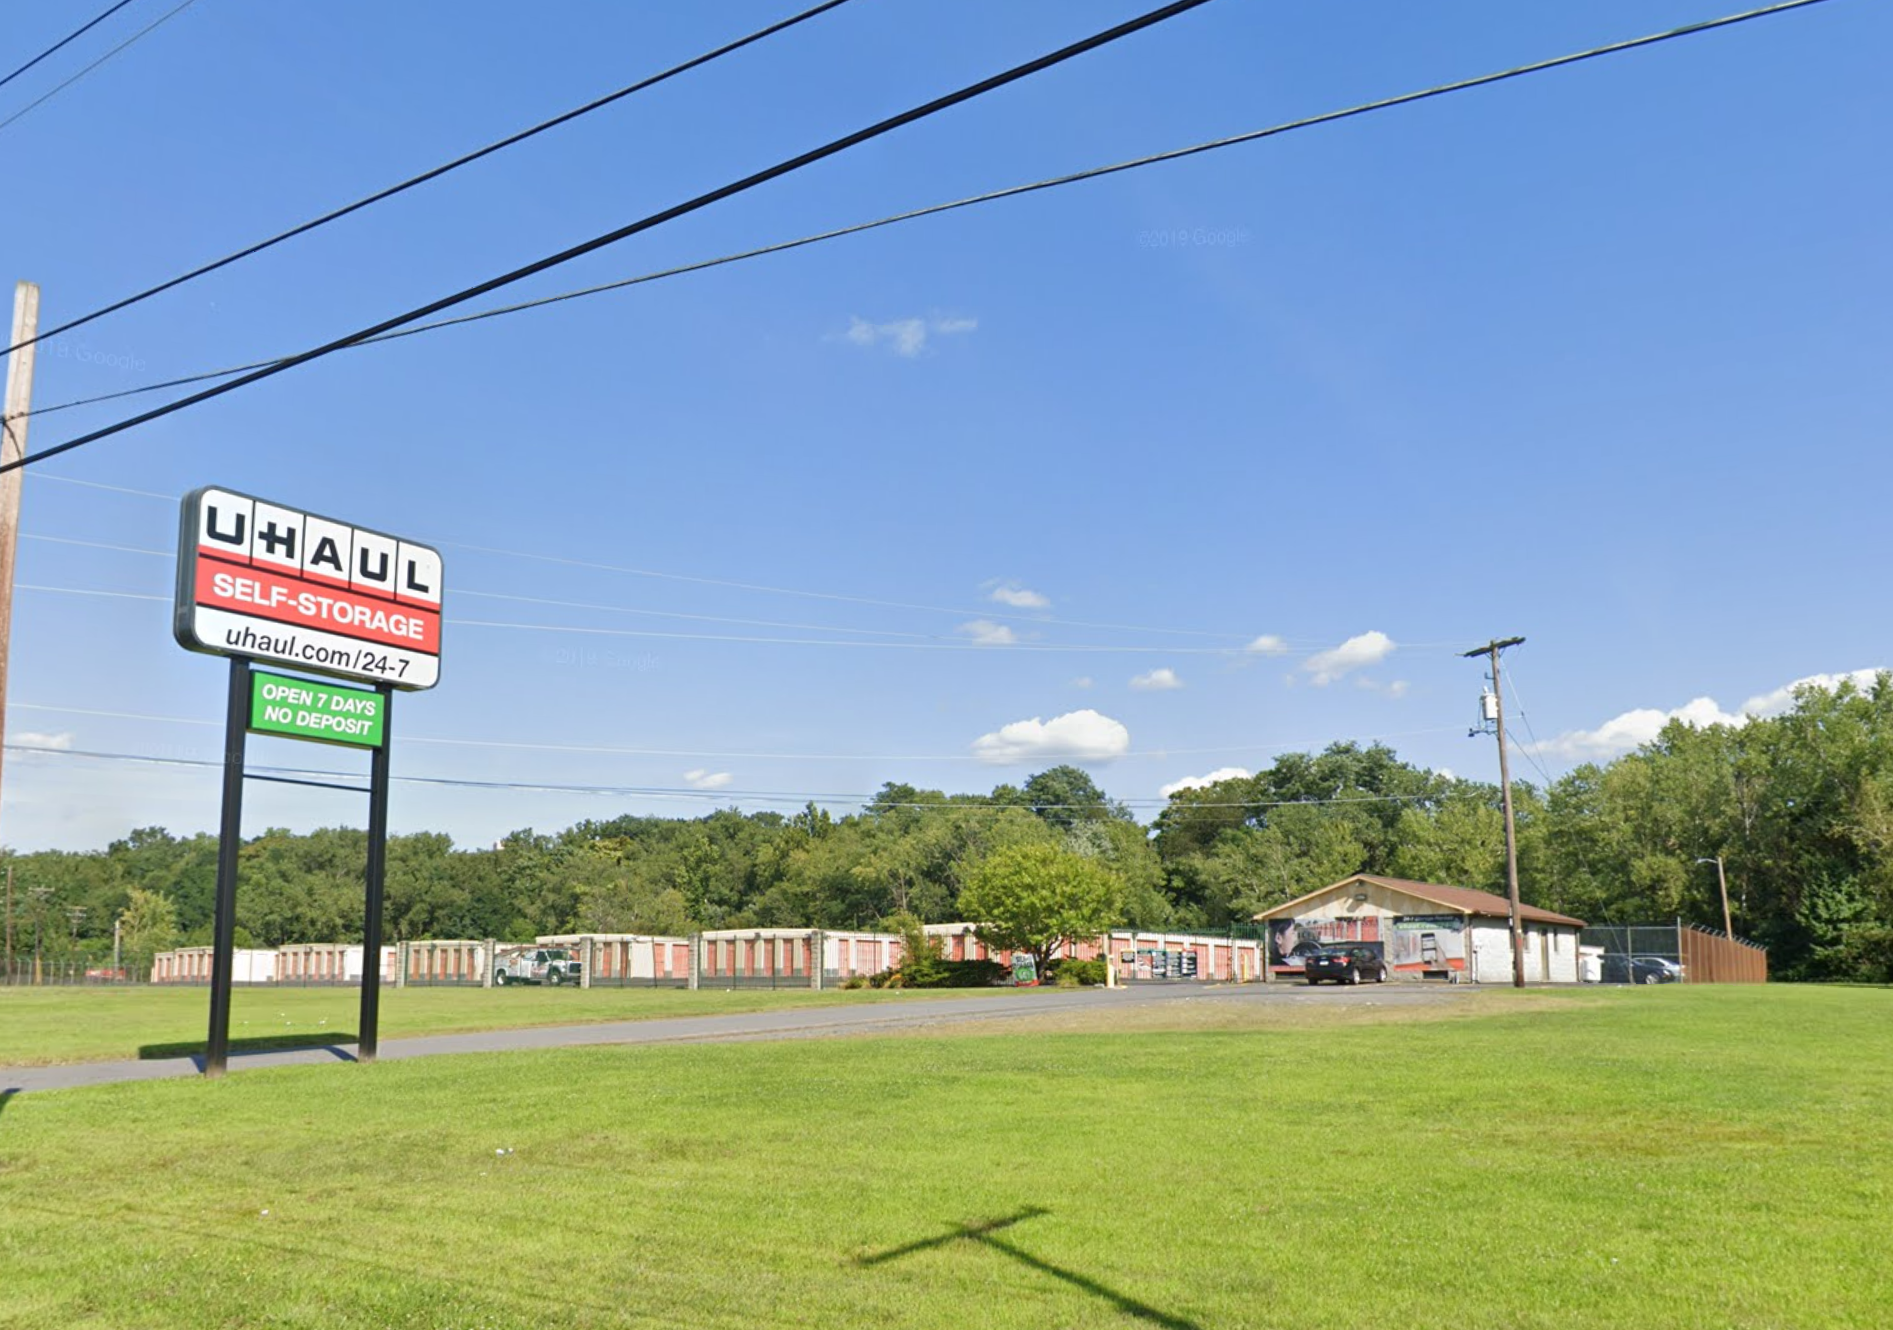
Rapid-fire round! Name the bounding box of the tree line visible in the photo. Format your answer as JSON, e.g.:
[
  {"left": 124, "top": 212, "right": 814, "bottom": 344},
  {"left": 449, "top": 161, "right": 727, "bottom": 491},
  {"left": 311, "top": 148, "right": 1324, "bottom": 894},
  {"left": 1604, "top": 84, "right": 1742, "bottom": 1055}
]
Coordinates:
[{"left": 7, "top": 676, "right": 1890, "bottom": 982}]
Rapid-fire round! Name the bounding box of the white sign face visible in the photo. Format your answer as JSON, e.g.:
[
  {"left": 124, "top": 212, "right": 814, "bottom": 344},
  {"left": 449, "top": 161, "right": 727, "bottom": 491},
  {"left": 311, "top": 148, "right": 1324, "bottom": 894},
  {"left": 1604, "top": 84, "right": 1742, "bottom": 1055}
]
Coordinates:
[{"left": 174, "top": 486, "right": 443, "bottom": 690}]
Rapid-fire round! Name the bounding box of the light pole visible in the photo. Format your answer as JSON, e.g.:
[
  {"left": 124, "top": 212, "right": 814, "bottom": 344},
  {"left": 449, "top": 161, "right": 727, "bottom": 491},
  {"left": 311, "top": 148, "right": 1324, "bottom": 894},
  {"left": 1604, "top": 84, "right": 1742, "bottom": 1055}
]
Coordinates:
[
  {"left": 1695, "top": 856, "right": 1733, "bottom": 938},
  {"left": 27, "top": 884, "right": 50, "bottom": 984}
]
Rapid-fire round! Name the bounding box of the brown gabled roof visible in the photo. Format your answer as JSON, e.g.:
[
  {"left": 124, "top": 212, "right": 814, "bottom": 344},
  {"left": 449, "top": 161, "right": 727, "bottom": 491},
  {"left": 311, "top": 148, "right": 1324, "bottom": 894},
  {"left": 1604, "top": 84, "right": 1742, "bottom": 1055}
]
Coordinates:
[{"left": 1253, "top": 874, "right": 1586, "bottom": 929}]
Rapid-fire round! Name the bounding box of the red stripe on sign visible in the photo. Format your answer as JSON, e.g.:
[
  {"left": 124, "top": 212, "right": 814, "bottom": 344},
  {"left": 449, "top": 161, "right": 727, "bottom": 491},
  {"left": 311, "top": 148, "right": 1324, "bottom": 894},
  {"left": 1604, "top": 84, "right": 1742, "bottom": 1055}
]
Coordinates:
[{"left": 195, "top": 559, "right": 440, "bottom": 653}]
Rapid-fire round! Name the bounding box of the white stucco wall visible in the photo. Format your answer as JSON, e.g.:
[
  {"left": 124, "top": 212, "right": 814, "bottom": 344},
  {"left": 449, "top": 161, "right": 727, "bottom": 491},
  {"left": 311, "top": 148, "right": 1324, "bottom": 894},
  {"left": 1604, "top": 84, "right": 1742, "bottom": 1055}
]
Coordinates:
[{"left": 1471, "top": 923, "right": 1581, "bottom": 983}]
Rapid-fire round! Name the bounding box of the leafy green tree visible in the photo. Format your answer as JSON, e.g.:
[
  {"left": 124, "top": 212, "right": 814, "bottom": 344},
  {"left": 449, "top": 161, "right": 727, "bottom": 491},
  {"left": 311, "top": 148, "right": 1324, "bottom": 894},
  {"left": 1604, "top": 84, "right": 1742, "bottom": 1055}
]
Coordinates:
[
  {"left": 1021, "top": 765, "right": 1130, "bottom": 830},
  {"left": 1388, "top": 788, "right": 1507, "bottom": 891},
  {"left": 959, "top": 843, "right": 1125, "bottom": 975},
  {"left": 118, "top": 886, "right": 178, "bottom": 979}
]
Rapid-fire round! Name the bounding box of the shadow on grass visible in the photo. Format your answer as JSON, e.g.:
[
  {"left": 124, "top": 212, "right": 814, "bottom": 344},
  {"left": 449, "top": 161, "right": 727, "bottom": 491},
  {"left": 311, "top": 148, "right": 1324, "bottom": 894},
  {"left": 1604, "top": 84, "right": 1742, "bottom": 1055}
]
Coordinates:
[
  {"left": 0, "top": 1088, "right": 15, "bottom": 1119},
  {"left": 857, "top": 1206, "right": 1203, "bottom": 1330},
  {"left": 139, "top": 1034, "right": 359, "bottom": 1061}
]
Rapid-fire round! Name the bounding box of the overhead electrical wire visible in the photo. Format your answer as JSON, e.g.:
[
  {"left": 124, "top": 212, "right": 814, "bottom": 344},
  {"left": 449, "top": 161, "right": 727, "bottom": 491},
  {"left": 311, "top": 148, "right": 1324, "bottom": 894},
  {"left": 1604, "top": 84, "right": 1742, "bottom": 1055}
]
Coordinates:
[
  {"left": 4, "top": 577, "right": 1331, "bottom": 653},
  {"left": 0, "top": 0, "right": 1219, "bottom": 472},
  {"left": 0, "top": 0, "right": 861, "bottom": 357},
  {"left": 10, "top": 0, "right": 1836, "bottom": 436},
  {"left": 0, "top": 0, "right": 139, "bottom": 94},
  {"left": 1501, "top": 660, "right": 1560, "bottom": 787},
  {"left": 22, "top": 489, "right": 1480, "bottom": 654},
  {"left": 15, "top": 574, "right": 1477, "bottom": 661},
  {"left": 16, "top": 513, "right": 1280, "bottom": 643},
  {"left": 7, "top": 700, "right": 1468, "bottom": 765},
  {"left": 5, "top": 741, "right": 1451, "bottom": 812},
  {"left": 0, "top": 0, "right": 196, "bottom": 136}
]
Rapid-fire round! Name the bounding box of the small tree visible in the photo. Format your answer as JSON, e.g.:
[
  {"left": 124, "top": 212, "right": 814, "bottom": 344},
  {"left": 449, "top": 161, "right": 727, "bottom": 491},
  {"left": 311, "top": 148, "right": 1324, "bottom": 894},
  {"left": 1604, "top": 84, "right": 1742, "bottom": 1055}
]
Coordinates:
[
  {"left": 959, "top": 843, "right": 1124, "bottom": 977},
  {"left": 119, "top": 887, "right": 178, "bottom": 981}
]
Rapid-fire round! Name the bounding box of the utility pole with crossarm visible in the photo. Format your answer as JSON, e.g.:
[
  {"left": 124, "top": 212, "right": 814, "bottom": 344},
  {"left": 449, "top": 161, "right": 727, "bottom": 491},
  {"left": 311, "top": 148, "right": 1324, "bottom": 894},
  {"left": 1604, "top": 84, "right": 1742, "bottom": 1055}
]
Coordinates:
[{"left": 1467, "top": 636, "right": 1527, "bottom": 988}]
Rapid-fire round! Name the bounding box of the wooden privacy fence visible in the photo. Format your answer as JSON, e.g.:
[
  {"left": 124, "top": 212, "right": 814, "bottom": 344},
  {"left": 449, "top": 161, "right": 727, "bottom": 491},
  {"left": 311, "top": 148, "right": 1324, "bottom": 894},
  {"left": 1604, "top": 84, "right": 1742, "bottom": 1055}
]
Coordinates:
[{"left": 1679, "top": 925, "right": 1768, "bottom": 983}]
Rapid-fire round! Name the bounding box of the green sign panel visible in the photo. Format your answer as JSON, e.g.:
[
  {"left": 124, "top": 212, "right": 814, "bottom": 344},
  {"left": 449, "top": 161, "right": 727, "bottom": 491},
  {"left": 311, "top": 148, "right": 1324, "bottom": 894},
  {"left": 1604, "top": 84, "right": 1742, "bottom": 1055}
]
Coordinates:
[{"left": 250, "top": 671, "right": 385, "bottom": 748}]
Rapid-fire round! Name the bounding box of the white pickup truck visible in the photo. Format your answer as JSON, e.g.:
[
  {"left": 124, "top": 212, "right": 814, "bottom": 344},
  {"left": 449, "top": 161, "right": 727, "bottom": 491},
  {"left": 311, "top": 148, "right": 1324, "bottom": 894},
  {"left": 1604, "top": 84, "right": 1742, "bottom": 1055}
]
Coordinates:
[{"left": 493, "top": 947, "right": 582, "bottom": 986}]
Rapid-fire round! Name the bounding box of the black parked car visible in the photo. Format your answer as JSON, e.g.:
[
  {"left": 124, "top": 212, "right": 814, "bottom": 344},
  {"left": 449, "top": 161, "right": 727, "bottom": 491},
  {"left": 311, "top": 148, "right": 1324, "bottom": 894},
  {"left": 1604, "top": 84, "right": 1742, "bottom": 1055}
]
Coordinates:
[
  {"left": 1303, "top": 946, "right": 1389, "bottom": 985},
  {"left": 1600, "top": 954, "right": 1683, "bottom": 984}
]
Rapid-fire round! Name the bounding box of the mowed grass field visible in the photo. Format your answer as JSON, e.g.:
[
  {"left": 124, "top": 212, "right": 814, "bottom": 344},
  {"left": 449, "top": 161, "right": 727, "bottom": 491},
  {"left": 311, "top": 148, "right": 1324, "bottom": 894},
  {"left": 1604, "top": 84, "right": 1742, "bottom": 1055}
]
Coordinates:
[
  {"left": 1, "top": 986, "right": 1888, "bottom": 1329},
  {"left": 0, "top": 983, "right": 955, "bottom": 1067}
]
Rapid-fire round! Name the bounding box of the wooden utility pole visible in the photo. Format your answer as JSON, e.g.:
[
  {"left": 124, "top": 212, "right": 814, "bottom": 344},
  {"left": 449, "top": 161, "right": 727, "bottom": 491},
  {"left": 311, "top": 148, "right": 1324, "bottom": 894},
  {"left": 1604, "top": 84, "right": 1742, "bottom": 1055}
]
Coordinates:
[
  {"left": 1698, "top": 855, "right": 1734, "bottom": 939},
  {"left": 1466, "top": 636, "right": 1527, "bottom": 988},
  {"left": 1, "top": 282, "right": 40, "bottom": 863}
]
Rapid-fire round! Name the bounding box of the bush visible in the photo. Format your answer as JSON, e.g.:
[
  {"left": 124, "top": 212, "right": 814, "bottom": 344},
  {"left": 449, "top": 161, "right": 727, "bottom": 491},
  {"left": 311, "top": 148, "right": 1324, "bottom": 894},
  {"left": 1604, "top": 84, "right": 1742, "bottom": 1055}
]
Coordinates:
[
  {"left": 884, "top": 955, "right": 1007, "bottom": 989},
  {"left": 839, "top": 974, "right": 869, "bottom": 990},
  {"left": 874, "top": 911, "right": 1010, "bottom": 988},
  {"left": 1046, "top": 957, "right": 1109, "bottom": 987},
  {"left": 926, "top": 958, "right": 1010, "bottom": 988}
]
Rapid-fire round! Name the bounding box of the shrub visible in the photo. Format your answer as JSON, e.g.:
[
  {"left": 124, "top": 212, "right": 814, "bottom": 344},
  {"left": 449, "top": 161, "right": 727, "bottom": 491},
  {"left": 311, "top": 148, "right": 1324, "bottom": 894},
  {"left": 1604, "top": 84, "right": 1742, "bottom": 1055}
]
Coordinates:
[
  {"left": 880, "top": 912, "right": 1009, "bottom": 988},
  {"left": 1045, "top": 957, "right": 1109, "bottom": 987},
  {"left": 926, "top": 958, "right": 1010, "bottom": 988}
]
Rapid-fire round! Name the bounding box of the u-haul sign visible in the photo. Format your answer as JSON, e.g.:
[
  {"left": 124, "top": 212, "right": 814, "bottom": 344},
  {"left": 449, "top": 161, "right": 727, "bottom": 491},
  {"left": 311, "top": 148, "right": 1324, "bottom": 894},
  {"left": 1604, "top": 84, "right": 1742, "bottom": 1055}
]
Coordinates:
[{"left": 174, "top": 486, "right": 442, "bottom": 690}]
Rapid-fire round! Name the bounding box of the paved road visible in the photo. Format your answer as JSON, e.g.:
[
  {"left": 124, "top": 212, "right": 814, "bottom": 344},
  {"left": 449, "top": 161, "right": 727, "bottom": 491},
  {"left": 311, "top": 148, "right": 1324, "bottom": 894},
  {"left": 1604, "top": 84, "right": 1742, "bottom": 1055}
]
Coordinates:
[{"left": 2, "top": 980, "right": 1467, "bottom": 1095}]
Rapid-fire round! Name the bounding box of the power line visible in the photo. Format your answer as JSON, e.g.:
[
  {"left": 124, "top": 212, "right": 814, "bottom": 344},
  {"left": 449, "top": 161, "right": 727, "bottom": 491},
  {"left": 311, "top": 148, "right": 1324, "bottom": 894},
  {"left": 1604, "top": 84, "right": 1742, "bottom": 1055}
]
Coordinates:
[
  {"left": 13, "top": 573, "right": 1462, "bottom": 661},
  {"left": 3, "top": 576, "right": 1336, "bottom": 654},
  {"left": 8, "top": 699, "right": 1467, "bottom": 764},
  {"left": 18, "top": 473, "right": 170, "bottom": 501},
  {"left": 438, "top": 542, "right": 1264, "bottom": 642},
  {"left": 1, "top": 0, "right": 1218, "bottom": 472},
  {"left": 0, "top": 0, "right": 196, "bottom": 136},
  {"left": 17, "top": 498, "right": 1277, "bottom": 642},
  {"left": 0, "top": 0, "right": 861, "bottom": 357},
  {"left": 1501, "top": 659, "right": 1560, "bottom": 787},
  {"left": 0, "top": 0, "right": 138, "bottom": 95},
  {"left": 21, "top": 492, "right": 1480, "bottom": 655},
  {"left": 5, "top": 740, "right": 1447, "bottom": 812},
  {"left": 13, "top": 0, "right": 1837, "bottom": 428}
]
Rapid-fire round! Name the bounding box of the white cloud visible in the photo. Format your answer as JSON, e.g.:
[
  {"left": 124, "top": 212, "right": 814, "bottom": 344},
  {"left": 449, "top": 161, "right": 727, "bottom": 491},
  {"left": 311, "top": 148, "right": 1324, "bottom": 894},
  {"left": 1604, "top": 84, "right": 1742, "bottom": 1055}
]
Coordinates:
[
  {"left": 1535, "top": 699, "right": 1737, "bottom": 760},
  {"left": 1071, "top": 676, "right": 1094, "bottom": 689},
  {"left": 1356, "top": 677, "right": 1410, "bottom": 698},
  {"left": 12, "top": 731, "right": 74, "bottom": 751},
  {"left": 971, "top": 709, "right": 1131, "bottom": 766},
  {"left": 1535, "top": 668, "right": 1887, "bottom": 760},
  {"left": 1160, "top": 766, "right": 1252, "bottom": 798},
  {"left": 958, "top": 620, "right": 1017, "bottom": 646},
  {"left": 1130, "top": 667, "right": 1183, "bottom": 691},
  {"left": 842, "top": 314, "right": 977, "bottom": 358},
  {"left": 1739, "top": 669, "right": 1883, "bottom": 718},
  {"left": 988, "top": 584, "right": 1050, "bottom": 610},
  {"left": 682, "top": 769, "right": 734, "bottom": 791},
  {"left": 1303, "top": 631, "right": 1395, "bottom": 686},
  {"left": 1245, "top": 635, "right": 1289, "bottom": 656}
]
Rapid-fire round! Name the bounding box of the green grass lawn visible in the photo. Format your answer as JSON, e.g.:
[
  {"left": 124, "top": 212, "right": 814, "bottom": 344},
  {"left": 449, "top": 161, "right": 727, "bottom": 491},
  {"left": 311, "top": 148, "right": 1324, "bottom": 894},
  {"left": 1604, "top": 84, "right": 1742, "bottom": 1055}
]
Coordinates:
[
  {"left": 0, "top": 982, "right": 959, "bottom": 1067},
  {"left": 1, "top": 986, "right": 1887, "bottom": 1329}
]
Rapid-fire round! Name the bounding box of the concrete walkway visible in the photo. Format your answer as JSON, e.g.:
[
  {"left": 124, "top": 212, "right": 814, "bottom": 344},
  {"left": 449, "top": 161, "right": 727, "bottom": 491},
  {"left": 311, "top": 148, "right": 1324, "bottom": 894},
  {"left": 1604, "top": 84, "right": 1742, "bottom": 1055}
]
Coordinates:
[{"left": 1, "top": 981, "right": 1463, "bottom": 1095}]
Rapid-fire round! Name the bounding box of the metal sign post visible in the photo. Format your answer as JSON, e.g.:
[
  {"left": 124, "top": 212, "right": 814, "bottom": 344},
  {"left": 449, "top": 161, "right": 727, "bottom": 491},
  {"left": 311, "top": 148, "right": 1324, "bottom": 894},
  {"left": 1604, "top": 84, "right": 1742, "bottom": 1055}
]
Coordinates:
[
  {"left": 204, "top": 657, "right": 251, "bottom": 1079},
  {"left": 359, "top": 684, "right": 392, "bottom": 1063}
]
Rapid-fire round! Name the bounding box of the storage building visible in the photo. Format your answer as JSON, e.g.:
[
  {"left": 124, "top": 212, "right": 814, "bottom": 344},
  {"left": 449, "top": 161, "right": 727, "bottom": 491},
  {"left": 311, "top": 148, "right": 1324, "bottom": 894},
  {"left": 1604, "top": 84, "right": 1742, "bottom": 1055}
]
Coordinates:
[{"left": 1254, "top": 875, "right": 1586, "bottom": 984}]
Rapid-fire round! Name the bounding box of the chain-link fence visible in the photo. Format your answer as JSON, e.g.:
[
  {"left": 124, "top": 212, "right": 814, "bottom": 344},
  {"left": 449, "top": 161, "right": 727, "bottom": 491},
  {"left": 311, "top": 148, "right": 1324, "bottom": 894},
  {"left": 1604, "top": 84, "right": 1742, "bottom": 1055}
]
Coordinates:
[
  {"left": 1582, "top": 924, "right": 1685, "bottom": 984},
  {"left": 1580, "top": 923, "right": 1767, "bottom": 984},
  {"left": 1, "top": 957, "right": 136, "bottom": 986}
]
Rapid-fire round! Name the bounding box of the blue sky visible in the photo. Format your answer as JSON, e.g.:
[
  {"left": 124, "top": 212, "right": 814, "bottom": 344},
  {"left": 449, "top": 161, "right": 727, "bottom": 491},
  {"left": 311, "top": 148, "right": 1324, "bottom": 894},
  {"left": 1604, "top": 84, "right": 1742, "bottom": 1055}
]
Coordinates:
[{"left": 1, "top": 0, "right": 1887, "bottom": 851}]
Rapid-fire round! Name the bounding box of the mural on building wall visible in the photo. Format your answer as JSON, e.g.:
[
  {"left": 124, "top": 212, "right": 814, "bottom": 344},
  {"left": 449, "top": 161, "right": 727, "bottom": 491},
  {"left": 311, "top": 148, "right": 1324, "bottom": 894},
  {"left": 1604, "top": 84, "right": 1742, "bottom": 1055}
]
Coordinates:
[
  {"left": 1386, "top": 914, "right": 1467, "bottom": 973},
  {"left": 1268, "top": 915, "right": 1382, "bottom": 970}
]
